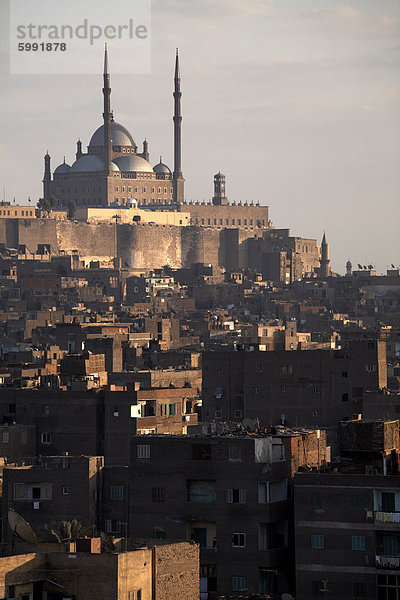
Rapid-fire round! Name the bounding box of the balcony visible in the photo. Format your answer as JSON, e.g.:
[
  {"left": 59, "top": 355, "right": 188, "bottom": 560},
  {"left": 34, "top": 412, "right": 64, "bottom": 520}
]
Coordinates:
[
  {"left": 374, "top": 511, "right": 400, "bottom": 525},
  {"left": 375, "top": 555, "right": 400, "bottom": 570}
]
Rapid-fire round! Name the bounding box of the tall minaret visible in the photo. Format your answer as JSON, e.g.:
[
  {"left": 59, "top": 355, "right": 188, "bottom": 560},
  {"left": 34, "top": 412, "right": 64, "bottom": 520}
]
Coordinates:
[
  {"left": 103, "top": 44, "right": 113, "bottom": 178},
  {"left": 43, "top": 151, "right": 51, "bottom": 199},
  {"left": 173, "top": 49, "right": 184, "bottom": 204},
  {"left": 319, "top": 232, "right": 330, "bottom": 278}
]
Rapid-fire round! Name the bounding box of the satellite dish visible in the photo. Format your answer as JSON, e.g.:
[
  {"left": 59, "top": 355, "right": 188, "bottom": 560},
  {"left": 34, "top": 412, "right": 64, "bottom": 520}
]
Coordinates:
[
  {"left": 281, "top": 594, "right": 294, "bottom": 600},
  {"left": 8, "top": 508, "right": 38, "bottom": 547},
  {"left": 243, "top": 418, "right": 256, "bottom": 432}
]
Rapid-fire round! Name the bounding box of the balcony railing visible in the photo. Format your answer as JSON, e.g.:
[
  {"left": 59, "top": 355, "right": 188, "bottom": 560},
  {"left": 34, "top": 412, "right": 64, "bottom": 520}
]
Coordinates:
[
  {"left": 375, "top": 555, "right": 400, "bottom": 569},
  {"left": 374, "top": 511, "right": 400, "bottom": 524}
]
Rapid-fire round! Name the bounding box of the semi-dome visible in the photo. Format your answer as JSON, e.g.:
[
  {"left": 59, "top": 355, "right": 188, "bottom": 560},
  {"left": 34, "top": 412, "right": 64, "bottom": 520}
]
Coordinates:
[
  {"left": 113, "top": 155, "right": 154, "bottom": 173},
  {"left": 54, "top": 159, "right": 71, "bottom": 175},
  {"left": 89, "top": 122, "right": 135, "bottom": 147},
  {"left": 70, "top": 154, "right": 120, "bottom": 173},
  {"left": 153, "top": 157, "right": 171, "bottom": 174}
]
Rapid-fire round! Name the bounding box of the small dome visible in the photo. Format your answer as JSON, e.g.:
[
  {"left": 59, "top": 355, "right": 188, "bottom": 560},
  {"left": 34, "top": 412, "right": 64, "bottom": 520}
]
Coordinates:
[
  {"left": 70, "top": 154, "right": 120, "bottom": 173},
  {"left": 54, "top": 161, "right": 71, "bottom": 175},
  {"left": 89, "top": 122, "right": 135, "bottom": 147},
  {"left": 113, "top": 155, "right": 154, "bottom": 173},
  {"left": 153, "top": 157, "right": 171, "bottom": 174}
]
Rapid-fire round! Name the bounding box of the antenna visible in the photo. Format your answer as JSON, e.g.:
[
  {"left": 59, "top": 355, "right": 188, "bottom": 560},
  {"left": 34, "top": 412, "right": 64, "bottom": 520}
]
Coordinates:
[{"left": 8, "top": 508, "right": 38, "bottom": 551}]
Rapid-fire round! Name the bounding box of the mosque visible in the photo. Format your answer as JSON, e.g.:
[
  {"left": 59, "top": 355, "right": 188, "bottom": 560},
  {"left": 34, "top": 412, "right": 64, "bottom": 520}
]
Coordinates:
[{"left": 43, "top": 46, "right": 184, "bottom": 209}]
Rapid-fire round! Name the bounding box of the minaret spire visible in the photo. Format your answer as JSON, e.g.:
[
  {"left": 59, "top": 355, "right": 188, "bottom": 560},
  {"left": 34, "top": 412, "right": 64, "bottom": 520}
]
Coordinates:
[
  {"left": 173, "top": 48, "right": 184, "bottom": 204},
  {"left": 43, "top": 151, "right": 51, "bottom": 199},
  {"left": 103, "top": 43, "right": 113, "bottom": 182},
  {"left": 319, "top": 231, "right": 331, "bottom": 278}
]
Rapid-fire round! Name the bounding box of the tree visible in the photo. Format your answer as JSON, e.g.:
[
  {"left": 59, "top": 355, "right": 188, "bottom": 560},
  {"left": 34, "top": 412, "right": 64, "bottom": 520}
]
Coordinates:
[
  {"left": 37, "top": 196, "right": 57, "bottom": 215},
  {"left": 45, "top": 519, "right": 92, "bottom": 543}
]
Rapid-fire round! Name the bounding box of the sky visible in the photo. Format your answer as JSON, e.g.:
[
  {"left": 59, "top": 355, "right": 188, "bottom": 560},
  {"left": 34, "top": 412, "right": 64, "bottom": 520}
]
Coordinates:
[{"left": 0, "top": 0, "right": 399, "bottom": 274}]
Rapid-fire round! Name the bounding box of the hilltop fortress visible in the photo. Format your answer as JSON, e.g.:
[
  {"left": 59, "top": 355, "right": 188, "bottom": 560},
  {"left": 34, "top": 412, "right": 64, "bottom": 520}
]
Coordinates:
[{"left": 0, "top": 48, "right": 327, "bottom": 280}]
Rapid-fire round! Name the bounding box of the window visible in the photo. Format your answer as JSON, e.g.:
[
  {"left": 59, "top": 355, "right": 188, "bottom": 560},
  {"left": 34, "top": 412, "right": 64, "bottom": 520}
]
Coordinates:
[
  {"left": 8, "top": 404, "right": 16, "bottom": 413},
  {"left": 154, "top": 527, "right": 166, "bottom": 539},
  {"left": 14, "top": 482, "right": 52, "bottom": 500},
  {"left": 342, "top": 393, "right": 349, "bottom": 402},
  {"left": 192, "top": 444, "right": 212, "bottom": 460},
  {"left": 215, "top": 409, "right": 222, "bottom": 419},
  {"left": 228, "top": 446, "right": 242, "bottom": 461},
  {"left": 152, "top": 487, "right": 165, "bottom": 502},
  {"left": 353, "top": 582, "right": 367, "bottom": 597},
  {"left": 232, "top": 576, "right": 246, "bottom": 592},
  {"left": 281, "top": 364, "right": 293, "bottom": 375},
  {"left": 365, "top": 365, "right": 376, "bottom": 373},
  {"left": 41, "top": 405, "right": 50, "bottom": 415},
  {"left": 342, "top": 371, "right": 348, "bottom": 378},
  {"left": 216, "top": 365, "right": 222, "bottom": 372},
  {"left": 187, "top": 480, "right": 216, "bottom": 503},
  {"left": 351, "top": 535, "right": 365, "bottom": 551},
  {"left": 62, "top": 485, "right": 69, "bottom": 495},
  {"left": 232, "top": 533, "right": 246, "bottom": 547},
  {"left": 111, "top": 485, "right": 124, "bottom": 500},
  {"left": 234, "top": 409, "right": 242, "bottom": 418},
  {"left": 226, "top": 489, "right": 246, "bottom": 504},
  {"left": 256, "top": 363, "right": 264, "bottom": 372},
  {"left": 311, "top": 534, "right": 325, "bottom": 549},
  {"left": 137, "top": 444, "right": 150, "bottom": 459},
  {"left": 352, "top": 387, "right": 363, "bottom": 399},
  {"left": 160, "top": 403, "right": 177, "bottom": 416},
  {"left": 383, "top": 534, "right": 398, "bottom": 556},
  {"left": 105, "top": 519, "right": 121, "bottom": 533},
  {"left": 41, "top": 432, "right": 51, "bottom": 445},
  {"left": 312, "top": 581, "right": 323, "bottom": 596},
  {"left": 258, "top": 481, "right": 288, "bottom": 504},
  {"left": 2, "top": 432, "right": 9, "bottom": 444},
  {"left": 253, "top": 387, "right": 261, "bottom": 395}
]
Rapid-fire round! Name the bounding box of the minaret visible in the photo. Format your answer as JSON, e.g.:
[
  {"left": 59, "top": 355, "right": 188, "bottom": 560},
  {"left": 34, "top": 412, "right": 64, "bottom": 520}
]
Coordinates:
[
  {"left": 212, "top": 172, "right": 228, "bottom": 206},
  {"left": 103, "top": 44, "right": 113, "bottom": 178},
  {"left": 76, "top": 140, "right": 83, "bottom": 160},
  {"left": 346, "top": 260, "right": 352, "bottom": 277},
  {"left": 142, "top": 139, "right": 149, "bottom": 162},
  {"left": 43, "top": 151, "right": 51, "bottom": 199},
  {"left": 319, "top": 232, "right": 330, "bottom": 278},
  {"left": 173, "top": 49, "right": 184, "bottom": 204}
]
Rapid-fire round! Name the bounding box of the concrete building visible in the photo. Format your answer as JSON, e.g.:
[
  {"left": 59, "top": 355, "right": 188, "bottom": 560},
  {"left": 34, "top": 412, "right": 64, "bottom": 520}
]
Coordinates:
[
  {"left": 2, "top": 455, "right": 104, "bottom": 543},
  {"left": 0, "top": 541, "right": 199, "bottom": 600},
  {"left": 103, "top": 429, "right": 327, "bottom": 598},
  {"left": 294, "top": 418, "right": 400, "bottom": 600},
  {"left": 202, "top": 340, "right": 387, "bottom": 429}
]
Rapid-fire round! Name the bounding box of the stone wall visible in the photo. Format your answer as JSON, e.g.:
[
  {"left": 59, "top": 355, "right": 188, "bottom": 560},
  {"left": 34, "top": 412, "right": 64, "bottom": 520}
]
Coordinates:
[{"left": 154, "top": 542, "right": 199, "bottom": 600}]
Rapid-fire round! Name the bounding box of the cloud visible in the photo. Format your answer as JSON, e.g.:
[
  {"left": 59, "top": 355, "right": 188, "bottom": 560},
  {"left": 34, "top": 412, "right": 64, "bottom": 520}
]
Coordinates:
[
  {"left": 303, "top": 5, "right": 400, "bottom": 37},
  {"left": 153, "top": 0, "right": 276, "bottom": 19}
]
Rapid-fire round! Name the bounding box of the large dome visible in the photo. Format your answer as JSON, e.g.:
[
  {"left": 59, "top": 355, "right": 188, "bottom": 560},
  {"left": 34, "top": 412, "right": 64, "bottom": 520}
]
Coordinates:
[
  {"left": 70, "top": 154, "right": 120, "bottom": 173},
  {"left": 113, "top": 155, "right": 154, "bottom": 173},
  {"left": 89, "top": 122, "right": 135, "bottom": 147}
]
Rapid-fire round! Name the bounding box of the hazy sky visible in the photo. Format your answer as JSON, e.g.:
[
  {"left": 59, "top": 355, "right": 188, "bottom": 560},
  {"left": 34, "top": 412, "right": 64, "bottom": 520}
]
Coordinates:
[{"left": 1, "top": 0, "right": 399, "bottom": 273}]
